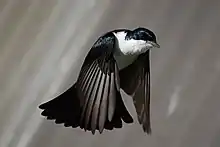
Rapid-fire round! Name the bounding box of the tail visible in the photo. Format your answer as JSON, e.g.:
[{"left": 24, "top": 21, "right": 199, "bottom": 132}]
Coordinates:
[
  {"left": 39, "top": 83, "right": 133, "bottom": 134},
  {"left": 39, "top": 84, "right": 81, "bottom": 127}
]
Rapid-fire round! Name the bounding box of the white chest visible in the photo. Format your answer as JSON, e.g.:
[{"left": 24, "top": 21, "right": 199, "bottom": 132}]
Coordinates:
[
  {"left": 113, "top": 32, "right": 151, "bottom": 55},
  {"left": 113, "top": 31, "right": 151, "bottom": 70}
]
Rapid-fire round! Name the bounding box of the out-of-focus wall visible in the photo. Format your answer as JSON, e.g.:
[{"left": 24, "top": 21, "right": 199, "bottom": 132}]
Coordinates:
[{"left": 0, "top": 0, "right": 220, "bottom": 147}]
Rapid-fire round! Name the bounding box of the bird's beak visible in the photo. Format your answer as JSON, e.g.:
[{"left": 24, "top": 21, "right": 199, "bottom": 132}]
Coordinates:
[{"left": 148, "top": 41, "right": 160, "bottom": 48}]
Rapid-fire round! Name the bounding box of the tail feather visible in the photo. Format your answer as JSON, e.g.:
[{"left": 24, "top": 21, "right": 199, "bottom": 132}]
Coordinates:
[
  {"left": 39, "top": 84, "right": 80, "bottom": 128},
  {"left": 39, "top": 83, "right": 133, "bottom": 134}
]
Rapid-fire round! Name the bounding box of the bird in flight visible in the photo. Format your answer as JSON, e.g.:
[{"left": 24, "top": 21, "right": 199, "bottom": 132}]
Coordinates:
[{"left": 39, "top": 27, "right": 160, "bottom": 134}]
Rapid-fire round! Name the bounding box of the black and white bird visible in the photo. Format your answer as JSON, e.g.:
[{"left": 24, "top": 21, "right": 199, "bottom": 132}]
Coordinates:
[{"left": 39, "top": 27, "right": 160, "bottom": 134}]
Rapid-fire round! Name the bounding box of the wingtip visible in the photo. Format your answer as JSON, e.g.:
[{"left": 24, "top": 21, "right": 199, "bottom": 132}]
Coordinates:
[
  {"left": 143, "top": 125, "right": 152, "bottom": 135},
  {"left": 99, "top": 128, "right": 104, "bottom": 134},
  {"left": 92, "top": 130, "right": 96, "bottom": 135}
]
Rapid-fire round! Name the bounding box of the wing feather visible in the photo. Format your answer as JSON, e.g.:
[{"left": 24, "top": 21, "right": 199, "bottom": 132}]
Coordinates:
[
  {"left": 98, "top": 63, "right": 110, "bottom": 133},
  {"left": 39, "top": 31, "right": 133, "bottom": 134},
  {"left": 120, "top": 50, "right": 151, "bottom": 134}
]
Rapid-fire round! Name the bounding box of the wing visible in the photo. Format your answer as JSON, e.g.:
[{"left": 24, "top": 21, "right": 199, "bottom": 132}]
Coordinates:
[
  {"left": 119, "top": 50, "right": 151, "bottom": 134},
  {"left": 39, "top": 32, "right": 133, "bottom": 134},
  {"left": 76, "top": 32, "right": 122, "bottom": 134}
]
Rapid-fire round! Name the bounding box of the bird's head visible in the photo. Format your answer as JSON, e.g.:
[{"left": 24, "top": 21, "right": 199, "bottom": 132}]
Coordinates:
[{"left": 126, "top": 27, "right": 160, "bottom": 49}]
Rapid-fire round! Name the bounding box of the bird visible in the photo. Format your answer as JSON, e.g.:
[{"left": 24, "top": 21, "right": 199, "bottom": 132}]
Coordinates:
[{"left": 39, "top": 27, "right": 160, "bottom": 134}]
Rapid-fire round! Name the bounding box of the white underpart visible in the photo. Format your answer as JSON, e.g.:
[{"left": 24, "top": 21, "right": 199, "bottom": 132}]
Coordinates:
[{"left": 113, "top": 31, "right": 153, "bottom": 69}]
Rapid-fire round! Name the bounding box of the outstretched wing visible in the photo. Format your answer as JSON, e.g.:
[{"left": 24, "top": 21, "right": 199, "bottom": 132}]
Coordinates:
[
  {"left": 76, "top": 32, "right": 131, "bottom": 134},
  {"left": 119, "top": 50, "right": 151, "bottom": 134},
  {"left": 39, "top": 32, "right": 133, "bottom": 134}
]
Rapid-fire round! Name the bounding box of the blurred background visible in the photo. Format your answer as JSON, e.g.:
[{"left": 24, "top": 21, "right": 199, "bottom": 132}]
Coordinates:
[{"left": 0, "top": 0, "right": 220, "bottom": 147}]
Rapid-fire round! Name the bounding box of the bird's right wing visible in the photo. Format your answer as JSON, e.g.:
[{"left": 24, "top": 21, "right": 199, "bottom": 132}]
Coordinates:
[
  {"left": 39, "top": 32, "right": 133, "bottom": 134},
  {"left": 76, "top": 32, "right": 132, "bottom": 134}
]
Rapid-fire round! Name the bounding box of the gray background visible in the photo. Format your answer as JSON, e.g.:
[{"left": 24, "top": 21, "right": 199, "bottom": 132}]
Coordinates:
[{"left": 0, "top": 0, "right": 220, "bottom": 147}]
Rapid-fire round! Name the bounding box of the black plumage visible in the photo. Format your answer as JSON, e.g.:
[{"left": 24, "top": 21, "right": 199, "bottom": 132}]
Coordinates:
[
  {"left": 39, "top": 27, "right": 159, "bottom": 134},
  {"left": 39, "top": 32, "right": 133, "bottom": 134}
]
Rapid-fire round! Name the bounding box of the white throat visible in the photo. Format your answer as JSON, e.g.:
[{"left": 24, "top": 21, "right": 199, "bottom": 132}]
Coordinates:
[
  {"left": 113, "top": 31, "right": 152, "bottom": 55},
  {"left": 113, "top": 31, "right": 152, "bottom": 70}
]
